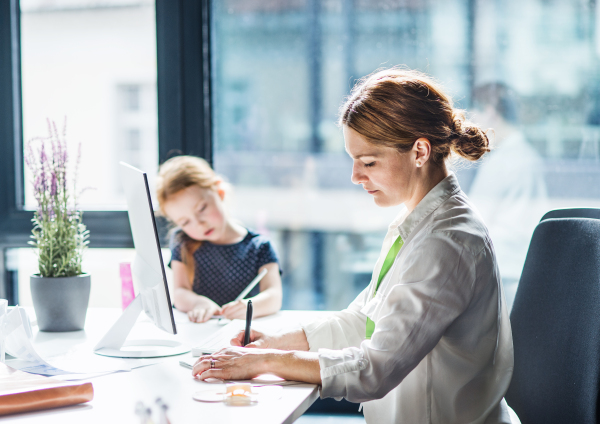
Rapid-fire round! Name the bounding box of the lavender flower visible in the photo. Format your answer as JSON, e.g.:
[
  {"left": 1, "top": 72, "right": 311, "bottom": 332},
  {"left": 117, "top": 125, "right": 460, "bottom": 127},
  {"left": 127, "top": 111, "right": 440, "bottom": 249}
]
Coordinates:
[
  {"left": 26, "top": 119, "right": 89, "bottom": 278},
  {"left": 50, "top": 171, "right": 57, "bottom": 197}
]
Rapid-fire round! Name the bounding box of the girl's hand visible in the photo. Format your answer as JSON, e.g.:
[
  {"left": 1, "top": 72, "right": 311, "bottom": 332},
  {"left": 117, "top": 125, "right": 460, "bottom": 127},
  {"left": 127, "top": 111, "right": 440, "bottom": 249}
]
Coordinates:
[
  {"left": 220, "top": 299, "right": 247, "bottom": 320},
  {"left": 192, "top": 347, "right": 273, "bottom": 380},
  {"left": 188, "top": 302, "right": 221, "bottom": 323}
]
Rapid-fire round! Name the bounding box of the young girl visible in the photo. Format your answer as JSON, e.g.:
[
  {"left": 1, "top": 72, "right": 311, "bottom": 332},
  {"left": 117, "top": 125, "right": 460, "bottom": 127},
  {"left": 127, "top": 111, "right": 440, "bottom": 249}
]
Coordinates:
[{"left": 156, "top": 155, "right": 282, "bottom": 323}]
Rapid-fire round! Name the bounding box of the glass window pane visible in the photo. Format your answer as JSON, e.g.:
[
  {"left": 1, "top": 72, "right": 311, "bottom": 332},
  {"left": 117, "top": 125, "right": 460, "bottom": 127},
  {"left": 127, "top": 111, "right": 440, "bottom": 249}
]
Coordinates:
[
  {"left": 212, "top": 0, "right": 600, "bottom": 311},
  {"left": 20, "top": 0, "right": 158, "bottom": 210}
]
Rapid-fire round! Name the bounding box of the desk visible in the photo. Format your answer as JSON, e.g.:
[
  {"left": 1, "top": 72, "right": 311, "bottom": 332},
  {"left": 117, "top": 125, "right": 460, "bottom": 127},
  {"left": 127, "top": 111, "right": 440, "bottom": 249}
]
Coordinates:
[{"left": 3, "top": 308, "right": 329, "bottom": 424}]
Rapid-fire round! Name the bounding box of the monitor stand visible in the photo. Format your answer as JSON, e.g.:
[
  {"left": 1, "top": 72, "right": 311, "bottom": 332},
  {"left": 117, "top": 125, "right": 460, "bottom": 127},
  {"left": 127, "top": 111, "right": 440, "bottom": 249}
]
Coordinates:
[{"left": 94, "top": 296, "right": 190, "bottom": 358}]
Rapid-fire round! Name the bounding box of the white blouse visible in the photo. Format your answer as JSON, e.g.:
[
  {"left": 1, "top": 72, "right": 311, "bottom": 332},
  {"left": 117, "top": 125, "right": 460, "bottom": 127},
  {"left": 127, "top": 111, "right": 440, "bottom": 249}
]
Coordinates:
[{"left": 301, "top": 173, "right": 518, "bottom": 424}]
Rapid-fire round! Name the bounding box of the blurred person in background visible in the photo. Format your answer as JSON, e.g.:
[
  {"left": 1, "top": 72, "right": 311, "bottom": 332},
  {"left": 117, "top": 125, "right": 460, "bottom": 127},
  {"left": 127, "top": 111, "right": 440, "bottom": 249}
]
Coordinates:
[{"left": 469, "top": 83, "right": 548, "bottom": 310}]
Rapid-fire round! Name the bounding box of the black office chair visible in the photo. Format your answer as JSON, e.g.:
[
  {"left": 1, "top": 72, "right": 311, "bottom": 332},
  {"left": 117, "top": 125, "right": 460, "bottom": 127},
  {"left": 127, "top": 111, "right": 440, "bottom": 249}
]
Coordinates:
[
  {"left": 505, "top": 218, "right": 600, "bottom": 424},
  {"left": 540, "top": 207, "right": 600, "bottom": 221}
]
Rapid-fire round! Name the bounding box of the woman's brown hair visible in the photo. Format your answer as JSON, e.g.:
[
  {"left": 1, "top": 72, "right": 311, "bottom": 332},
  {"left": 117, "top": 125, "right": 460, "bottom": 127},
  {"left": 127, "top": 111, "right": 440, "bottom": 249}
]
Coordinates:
[
  {"left": 156, "top": 155, "right": 222, "bottom": 284},
  {"left": 339, "top": 68, "right": 490, "bottom": 165}
]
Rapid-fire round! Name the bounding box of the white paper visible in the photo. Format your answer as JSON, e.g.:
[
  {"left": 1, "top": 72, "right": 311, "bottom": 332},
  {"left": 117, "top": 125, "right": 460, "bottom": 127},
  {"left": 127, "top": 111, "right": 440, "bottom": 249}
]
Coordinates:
[
  {"left": 1, "top": 306, "right": 130, "bottom": 378},
  {"left": 6, "top": 359, "right": 83, "bottom": 377},
  {"left": 2, "top": 307, "right": 44, "bottom": 364}
]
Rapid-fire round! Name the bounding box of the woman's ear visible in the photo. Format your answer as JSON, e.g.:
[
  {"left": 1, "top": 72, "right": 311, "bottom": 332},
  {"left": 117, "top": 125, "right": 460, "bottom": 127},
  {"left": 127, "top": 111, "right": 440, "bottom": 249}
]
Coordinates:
[
  {"left": 413, "top": 138, "right": 432, "bottom": 167},
  {"left": 215, "top": 181, "right": 226, "bottom": 200}
]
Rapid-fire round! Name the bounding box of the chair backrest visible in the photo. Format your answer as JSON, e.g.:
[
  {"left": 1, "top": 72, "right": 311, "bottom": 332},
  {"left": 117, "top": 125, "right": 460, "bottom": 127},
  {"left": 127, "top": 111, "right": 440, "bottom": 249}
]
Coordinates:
[
  {"left": 505, "top": 218, "right": 600, "bottom": 424},
  {"left": 540, "top": 208, "right": 600, "bottom": 221}
]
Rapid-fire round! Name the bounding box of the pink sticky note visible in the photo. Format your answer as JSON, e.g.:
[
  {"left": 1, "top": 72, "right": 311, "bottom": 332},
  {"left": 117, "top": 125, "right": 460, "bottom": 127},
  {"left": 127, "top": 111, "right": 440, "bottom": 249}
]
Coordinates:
[{"left": 120, "top": 262, "right": 135, "bottom": 310}]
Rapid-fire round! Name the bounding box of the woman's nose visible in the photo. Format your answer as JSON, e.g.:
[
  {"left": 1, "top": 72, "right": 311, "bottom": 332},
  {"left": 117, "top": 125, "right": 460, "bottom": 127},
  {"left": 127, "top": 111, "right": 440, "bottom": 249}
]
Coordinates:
[{"left": 351, "top": 163, "right": 366, "bottom": 185}]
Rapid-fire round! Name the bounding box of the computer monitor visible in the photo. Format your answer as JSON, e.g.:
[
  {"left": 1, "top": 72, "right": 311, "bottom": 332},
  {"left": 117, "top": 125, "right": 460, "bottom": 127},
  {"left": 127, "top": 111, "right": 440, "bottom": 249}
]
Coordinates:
[{"left": 94, "top": 163, "right": 190, "bottom": 358}]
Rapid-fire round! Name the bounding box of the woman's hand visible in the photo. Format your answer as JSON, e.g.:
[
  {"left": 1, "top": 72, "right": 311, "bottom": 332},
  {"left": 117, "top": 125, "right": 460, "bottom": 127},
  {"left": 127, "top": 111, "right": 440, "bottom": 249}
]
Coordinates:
[
  {"left": 220, "top": 299, "right": 247, "bottom": 320},
  {"left": 230, "top": 328, "right": 275, "bottom": 349},
  {"left": 192, "top": 347, "right": 272, "bottom": 380},
  {"left": 192, "top": 348, "right": 322, "bottom": 385},
  {"left": 188, "top": 302, "right": 221, "bottom": 323},
  {"left": 230, "top": 327, "right": 311, "bottom": 351}
]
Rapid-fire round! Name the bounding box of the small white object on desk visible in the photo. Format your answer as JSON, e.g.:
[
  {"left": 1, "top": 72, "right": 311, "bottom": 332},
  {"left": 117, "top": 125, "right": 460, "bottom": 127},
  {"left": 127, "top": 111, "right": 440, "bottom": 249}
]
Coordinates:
[{"left": 193, "top": 383, "right": 282, "bottom": 405}]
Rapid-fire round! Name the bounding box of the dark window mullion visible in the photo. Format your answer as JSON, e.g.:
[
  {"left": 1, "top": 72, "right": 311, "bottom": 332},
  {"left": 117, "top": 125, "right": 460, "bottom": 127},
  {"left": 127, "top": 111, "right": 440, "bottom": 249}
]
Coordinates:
[
  {"left": 156, "top": 0, "right": 212, "bottom": 165},
  {"left": 0, "top": 0, "right": 24, "bottom": 301}
]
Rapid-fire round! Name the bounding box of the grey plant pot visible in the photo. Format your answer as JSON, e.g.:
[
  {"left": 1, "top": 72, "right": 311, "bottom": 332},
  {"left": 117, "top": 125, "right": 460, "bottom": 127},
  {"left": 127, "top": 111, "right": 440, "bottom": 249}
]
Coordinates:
[{"left": 30, "top": 273, "right": 91, "bottom": 332}]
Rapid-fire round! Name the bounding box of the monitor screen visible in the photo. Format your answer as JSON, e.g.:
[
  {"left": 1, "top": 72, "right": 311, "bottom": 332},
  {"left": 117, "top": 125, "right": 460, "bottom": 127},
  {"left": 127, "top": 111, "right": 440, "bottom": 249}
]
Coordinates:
[{"left": 120, "top": 162, "right": 176, "bottom": 335}]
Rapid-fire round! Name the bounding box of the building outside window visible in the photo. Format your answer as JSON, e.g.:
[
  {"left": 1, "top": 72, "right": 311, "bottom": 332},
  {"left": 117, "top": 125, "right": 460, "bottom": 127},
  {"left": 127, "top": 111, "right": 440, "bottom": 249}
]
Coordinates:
[{"left": 211, "top": 0, "right": 600, "bottom": 311}]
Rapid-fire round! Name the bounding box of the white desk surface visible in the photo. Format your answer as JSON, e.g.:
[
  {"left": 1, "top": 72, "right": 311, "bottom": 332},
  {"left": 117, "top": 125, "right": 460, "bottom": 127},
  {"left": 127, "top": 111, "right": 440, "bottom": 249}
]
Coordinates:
[{"left": 3, "top": 308, "right": 330, "bottom": 424}]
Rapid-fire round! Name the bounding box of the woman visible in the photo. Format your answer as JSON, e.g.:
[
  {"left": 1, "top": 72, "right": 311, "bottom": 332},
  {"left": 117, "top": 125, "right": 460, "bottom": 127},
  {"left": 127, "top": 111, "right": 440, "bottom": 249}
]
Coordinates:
[{"left": 192, "top": 69, "right": 518, "bottom": 424}]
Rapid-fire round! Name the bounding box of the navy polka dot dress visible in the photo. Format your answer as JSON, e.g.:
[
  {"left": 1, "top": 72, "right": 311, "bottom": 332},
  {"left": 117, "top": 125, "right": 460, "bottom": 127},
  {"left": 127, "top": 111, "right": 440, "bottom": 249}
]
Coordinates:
[{"left": 169, "top": 229, "right": 280, "bottom": 306}]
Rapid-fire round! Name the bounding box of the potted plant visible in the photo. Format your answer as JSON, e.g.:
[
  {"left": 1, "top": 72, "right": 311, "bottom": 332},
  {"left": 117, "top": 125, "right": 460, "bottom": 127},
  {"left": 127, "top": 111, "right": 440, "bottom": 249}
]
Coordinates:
[{"left": 25, "top": 120, "right": 90, "bottom": 332}]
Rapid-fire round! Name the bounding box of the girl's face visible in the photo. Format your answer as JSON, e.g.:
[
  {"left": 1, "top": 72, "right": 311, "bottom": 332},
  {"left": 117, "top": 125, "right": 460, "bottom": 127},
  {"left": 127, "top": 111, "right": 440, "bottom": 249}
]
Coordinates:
[
  {"left": 344, "top": 126, "right": 418, "bottom": 208},
  {"left": 163, "top": 185, "right": 227, "bottom": 242}
]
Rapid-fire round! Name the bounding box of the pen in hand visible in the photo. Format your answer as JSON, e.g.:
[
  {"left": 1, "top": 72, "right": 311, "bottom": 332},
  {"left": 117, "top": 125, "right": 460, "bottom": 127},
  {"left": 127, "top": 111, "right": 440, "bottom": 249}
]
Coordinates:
[{"left": 243, "top": 300, "right": 253, "bottom": 346}]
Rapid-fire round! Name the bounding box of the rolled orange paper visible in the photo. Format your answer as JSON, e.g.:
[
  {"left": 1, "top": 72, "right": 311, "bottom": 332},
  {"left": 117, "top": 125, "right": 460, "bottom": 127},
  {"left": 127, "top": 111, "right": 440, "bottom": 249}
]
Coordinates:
[
  {"left": 0, "top": 363, "right": 93, "bottom": 416},
  {"left": 0, "top": 383, "right": 94, "bottom": 416}
]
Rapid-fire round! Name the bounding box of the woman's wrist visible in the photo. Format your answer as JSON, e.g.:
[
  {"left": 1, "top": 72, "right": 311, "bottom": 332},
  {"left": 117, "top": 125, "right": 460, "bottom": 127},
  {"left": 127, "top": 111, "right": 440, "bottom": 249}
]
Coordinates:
[
  {"left": 265, "top": 350, "right": 294, "bottom": 378},
  {"left": 266, "top": 350, "right": 321, "bottom": 384},
  {"left": 278, "top": 328, "right": 310, "bottom": 351},
  {"left": 263, "top": 350, "right": 281, "bottom": 375}
]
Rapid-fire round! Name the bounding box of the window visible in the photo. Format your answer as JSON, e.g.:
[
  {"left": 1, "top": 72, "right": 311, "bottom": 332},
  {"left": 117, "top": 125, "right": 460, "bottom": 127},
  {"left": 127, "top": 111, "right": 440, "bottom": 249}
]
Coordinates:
[
  {"left": 0, "top": 0, "right": 166, "bottom": 305},
  {"left": 211, "top": 0, "right": 600, "bottom": 310},
  {"left": 2, "top": 0, "right": 599, "bottom": 311},
  {"left": 20, "top": 0, "right": 158, "bottom": 210}
]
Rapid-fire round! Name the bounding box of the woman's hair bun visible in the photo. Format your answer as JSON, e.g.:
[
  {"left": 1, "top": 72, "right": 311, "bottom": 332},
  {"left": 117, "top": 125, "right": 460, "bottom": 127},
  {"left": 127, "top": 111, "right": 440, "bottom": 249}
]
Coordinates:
[
  {"left": 338, "top": 68, "right": 492, "bottom": 165},
  {"left": 450, "top": 111, "right": 490, "bottom": 162}
]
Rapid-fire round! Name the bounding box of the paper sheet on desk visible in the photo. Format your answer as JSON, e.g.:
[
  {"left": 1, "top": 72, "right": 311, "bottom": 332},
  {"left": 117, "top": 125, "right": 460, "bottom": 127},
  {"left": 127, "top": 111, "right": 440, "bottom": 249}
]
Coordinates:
[
  {"left": 5, "top": 347, "right": 133, "bottom": 380},
  {"left": 5, "top": 359, "right": 123, "bottom": 380},
  {"left": 1, "top": 306, "right": 131, "bottom": 379},
  {"left": 13, "top": 347, "right": 161, "bottom": 380}
]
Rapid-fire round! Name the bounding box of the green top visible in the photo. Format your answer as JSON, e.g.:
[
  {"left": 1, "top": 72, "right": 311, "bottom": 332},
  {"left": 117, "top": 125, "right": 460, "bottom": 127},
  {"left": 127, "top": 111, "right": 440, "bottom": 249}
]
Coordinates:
[{"left": 365, "top": 235, "right": 404, "bottom": 339}]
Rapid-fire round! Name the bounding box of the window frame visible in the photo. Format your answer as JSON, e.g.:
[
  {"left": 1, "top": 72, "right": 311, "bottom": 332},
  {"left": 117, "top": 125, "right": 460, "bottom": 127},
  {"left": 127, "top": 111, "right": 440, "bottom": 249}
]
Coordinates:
[{"left": 0, "top": 0, "right": 212, "bottom": 302}]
